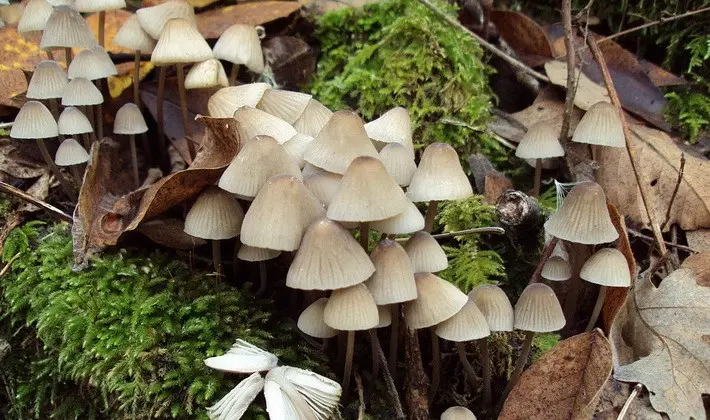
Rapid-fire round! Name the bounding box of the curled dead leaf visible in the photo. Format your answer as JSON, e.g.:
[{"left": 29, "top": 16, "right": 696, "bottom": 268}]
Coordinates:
[{"left": 138, "top": 218, "right": 206, "bottom": 250}]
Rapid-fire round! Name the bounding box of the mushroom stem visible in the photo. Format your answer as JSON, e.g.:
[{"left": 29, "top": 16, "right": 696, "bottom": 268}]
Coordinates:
[
  {"left": 480, "top": 337, "right": 492, "bottom": 407},
  {"left": 501, "top": 330, "right": 534, "bottom": 402},
  {"left": 35, "top": 139, "right": 76, "bottom": 201},
  {"left": 95, "top": 80, "right": 104, "bottom": 140},
  {"left": 457, "top": 342, "right": 480, "bottom": 391},
  {"left": 156, "top": 66, "right": 168, "bottom": 168},
  {"left": 342, "top": 330, "right": 355, "bottom": 399},
  {"left": 256, "top": 261, "right": 268, "bottom": 297},
  {"left": 428, "top": 327, "right": 440, "bottom": 402},
  {"left": 359, "top": 222, "right": 369, "bottom": 250},
  {"left": 70, "top": 164, "right": 82, "bottom": 186},
  {"left": 48, "top": 98, "right": 60, "bottom": 120},
  {"left": 129, "top": 134, "right": 140, "bottom": 187},
  {"left": 133, "top": 50, "right": 141, "bottom": 109},
  {"left": 388, "top": 303, "right": 400, "bottom": 379},
  {"left": 81, "top": 133, "right": 90, "bottom": 149},
  {"left": 424, "top": 200, "right": 438, "bottom": 232},
  {"left": 175, "top": 63, "right": 195, "bottom": 160},
  {"left": 370, "top": 329, "right": 380, "bottom": 381},
  {"left": 64, "top": 47, "right": 73, "bottom": 67},
  {"left": 98, "top": 11, "right": 105, "bottom": 48},
  {"left": 585, "top": 285, "right": 607, "bottom": 332},
  {"left": 46, "top": 50, "right": 55, "bottom": 61},
  {"left": 212, "top": 239, "right": 222, "bottom": 276},
  {"left": 229, "top": 64, "right": 239, "bottom": 85},
  {"left": 532, "top": 158, "right": 542, "bottom": 197}
]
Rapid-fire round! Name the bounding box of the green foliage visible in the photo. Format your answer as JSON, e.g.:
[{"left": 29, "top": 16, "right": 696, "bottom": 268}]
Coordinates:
[
  {"left": 437, "top": 196, "right": 498, "bottom": 234},
  {"left": 0, "top": 223, "right": 326, "bottom": 419},
  {"left": 532, "top": 333, "right": 560, "bottom": 362},
  {"left": 537, "top": 184, "right": 558, "bottom": 214}
]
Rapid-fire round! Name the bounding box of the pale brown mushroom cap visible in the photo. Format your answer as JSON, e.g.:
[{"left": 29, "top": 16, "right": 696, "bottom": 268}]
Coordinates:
[
  {"left": 376, "top": 305, "right": 392, "bottom": 328},
  {"left": 151, "top": 18, "right": 212, "bottom": 66},
  {"left": 183, "top": 186, "right": 244, "bottom": 240},
  {"left": 379, "top": 143, "right": 417, "bottom": 187},
  {"left": 69, "top": 46, "right": 117, "bottom": 80},
  {"left": 403, "top": 273, "right": 468, "bottom": 329},
  {"left": 114, "top": 103, "right": 148, "bottom": 135},
  {"left": 580, "top": 248, "right": 631, "bottom": 287},
  {"left": 365, "top": 106, "right": 414, "bottom": 157},
  {"left": 40, "top": 5, "right": 98, "bottom": 50},
  {"left": 404, "top": 231, "right": 448, "bottom": 273},
  {"left": 184, "top": 58, "right": 228, "bottom": 90},
  {"left": 435, "top": 299, "right": 490, "bottom": 342},
  {"left": 514, "top": 121, "right": 564, "bottom": 159},
  {"left": 371, "top": 200, "right": 425, "bottom": 235},
  {"left": 136, "top": 0, "right": 196, "bottom": 40},
  {"left": 58, "top": 107, "right": 93, "bottom": 135},
  {"left": 207, "top": 83, "right": 271, "bottom": 118},
  {"left": 406, "top": 143, "right": 473, "bottom": 202},
  {"left": 17, "top": 0, "right": 53, "bottom": 35},
  {"left": 283, "top": 134, "right": 314, "bottom": 169},
  {"left": 541, "top": 256, "right": 572, "bottom": 281},
  {"left": 514, "top": 283, "right": 565, "bottom": 333},
  {"left": 74, "top": 0, "right": 126, "bottom": 13},
  {"left": 62, "top": 77, "right": 103, "bottom": 106},
  {"left": 55, "top": 138, "right": 89, "bottom": 166},
  {"left": 212, "top": 23, "right": 264, "bottom": 73},
  {"left": 293, "top": 98, "right": 332, "bottom": 137},
  {"left": 10, "top": 101, "right": 58, "bottom": 139},
  {"left": 365, "top": 239, "right": 417, "bottom": 305},
  {"left": 468, "top": 284, "right": 514, "bottom": 332},
  {"left": 323, "top": 284, "right": 379, "bottom": 331},
  {"left": 113, "top": 14, "right": 156, "bottom": 52},
  {"left": 303, "top": 169, "right": 342, "bottom": 208},
  {"left": 572, "top": 102, "right": 625, "bottom": 147},
  {"left": 236, "top": 245, "right": 281, "bottom": 262},
  {"left": 257, "top": 89, "right": 312, "bottom": 125},
  {"left": 441, "top": 406, "right": 477, "bottom": 420},
  {"left": 233, "top": 107, "right": 296, "bottom": 145},
  {"left": 26, "top": 60, "right": 68, "bottom": 100},
  {"left": 298, "top": 298, "right": 338, "bottom": 339}
]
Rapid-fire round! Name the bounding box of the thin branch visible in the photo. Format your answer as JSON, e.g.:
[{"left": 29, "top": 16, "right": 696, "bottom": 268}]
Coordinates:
[
  {"left": 559, "top": 0, "right": 577, "bottom": 146},
  {"left": 530, "top": 237, "right": 558, "bottom": 284},
  {"left": 0, "top": 181, "right": 73, "bottom": 223},
  {"left": 627, "top": 228, "right": 697, "bottom": 253},
  {"left": 617, "top": 383, "right": 644, "bottom": 420},
  {"left": 660, "top": 153, "right": 685, "bottom": 231},
  {"left": 597, "top": 7, "right": 710, "bottom": 44},
  {"left": 0, "top": 253, "right": 21, "bottom": 278},
  {"left": 395, "top": 226, "right": 506, "bottom": 242}
]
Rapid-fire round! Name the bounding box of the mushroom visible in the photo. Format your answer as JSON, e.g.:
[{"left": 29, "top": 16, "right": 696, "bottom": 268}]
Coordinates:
[
  {"left": 580, "top": 248, "right": 630, "bottom": 331},
  {"left": 207, "top": 372, "right": 264, "bottom": 420},
  {"left": 232, "top": 107, "right": 297, "bottom": 145},
  {"left": 572, "top": 101, "right": 625, "bottom": 148},
  {"left": 40, "top": 5, "right": 98, "bottom": 67},
  {"left": 256, "top": 89, "right": 312, "bottom": 124},
  {"left": 283, "top": 133, "right": 314, "bottom": 169},
  {"left": 204, "top": 339, "right": 278, "bottom": 373},
  {"left": 112, "top": 14, "right": 156, "bottom": 108},
  {"left": 74, "top": 0, "right": 126, "bottom": 48},
  {"left": 26, "top": 60, "right": 69, "bottom": 120},
  {"left": 17, "top": 0, "right": 54, "bottom": 59},
  {"left": 114, "top": 103, "right": 148, "bottom": 187},
  {"left": 264, "top": 365, "right": 342, "bottom": 420},
  {"left": 68, "top": 46, "right": 117, "bottom": 140},
  {"left": 303, "top": 170, "right": 342, "bottom": 208},
  {"left": 379, "top": 143, "right": 417, "bottom": 187},
  {"left": 514, "top": 121, "right": 564, "bottom": 197},
  {"left": 58, "top": 106, "right": 96, "bottom": 148},
  {"left": 61, "top": 77, "right": 103, "bottom": 141},
  {"left": 371, "top": 199, "right": 426, "bottom": 236},
  {"left": 404, "top": 231, "right": 448, "bottom": 273},
  {"left": 441, "top": 406, "right": 477, "bottom": 420},
  {"left": 135, "top": 0, "right": 196, "bottom": 40},
  {"left": 184, "top": 58, "right": 229, "bottom": 91},
  {"left": 236, "top": 245, "right": 281, "bottom": 297},
  {"left": 298, "top": 297, "right": 338, "bottom": 344},
  {"left": 54, "top": 138, "right": 89, "bottom": 185},
  {"left": 365, "top": 106, "right": 415, "bottom": 157},
  {"left": 541, "top": 256, "right": 572, "bottom": 281},
  {"left": 212, "top": 23, "right": 266, "bottom": 84},
  {"left": 207, "top": 83, "right": 271, "bottom": 118},
  {"left": 293, "top": 98, "right": 333, "bottom": 137}
]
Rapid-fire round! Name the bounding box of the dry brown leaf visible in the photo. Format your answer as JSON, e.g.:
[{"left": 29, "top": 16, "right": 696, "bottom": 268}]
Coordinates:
[
  {"left": 144, "top": 0, "right": 219, "bottom": 7},
  {"left": 0, "top": 138, "right": 46, "bottom": 179},
  {"left": 499, "top": 330, "right": 612, "bottom": 420},
  {"left": 489, "top": 10, "right": 553, "bottom": 67},
  {"left": 593, "top": 379, "right": 662, "bottom": 420},
  {"left": 680, "top": 252, "right": 710, "bottom": 287},
  {"left": 196, "top": 2, "right": 301, "bottom": 39},
  {"left": 0, "top": 26, "right": 55, "bottom": 108},
  {"left": 685, "top": 229, "right": 710, "bottom": 253},
  {"left": 137, "top": 218, "right": 206, "bottom": 250},
  {"left": 601, "top": 203, "right": 634, "bottom": 334},
  {"left": 544, "top": 60, "right": 611, "bottom": 110}
]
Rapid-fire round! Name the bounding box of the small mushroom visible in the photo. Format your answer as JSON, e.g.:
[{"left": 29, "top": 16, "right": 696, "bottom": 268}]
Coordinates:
[
  {"left": 441, "top": 406, "right": 477, "bottom": 420},
  {"left": 232, "top": 106, "right": 297, "bottom": 145},
  {"left": 69, "top": 46, "right": 118, "bottom": 139},
  {"left": 26, "top": 60, "right": 68, "bottom": 120},
  {"left": 236, "top": 245, "right": 281, "bottom": 297},
  {"left": 283, "top": 133, "right": 314, "bottom": 170},
  {"left": 292, "top": 98, "right": 332, "bottom": 137},
  {"left": 135, "top": 0, "right": 197, "bottom": 40},
  {"left": 303, "top": 169, "right": 342, "bottom": 208},
  {"left": 74, "top": 0, "right": 126, "bottom": 48},
  {"left": 212, "top": 23, "right": 266, "bottom": 84},
  {"left": 58, "top": 107, "right": 96, "bottom": 148},
  {"left": 40, "top": 5, "right": 98, "bottom": 67},
  {"left": 256, "top": 89, "right": 312, "bottom": 124},
  {"left": 514, "top": 121, "right": 564, "bottom": 196},
  {"left": 114, "top": 103, "right": 149, "bottom": 187},
  {"left": 207, "top": 83, "right": 271, "bottom": 118},
  {"left": 379, "top": 143, "right": 417, "bottom": 187},
  {"left": 371, "top": 199, "right": 425, "bottom": 235},
  {"left": 184, "top": 58, "right": 229, "bottom": 91},
  {"left": 404, "top": 231, "right": 448, "bottom": 273},
  {"left": 580, "top": 248, "right": 631, "bottom": 331},
  {"left": 298, "top": 297, "right": 338, "bottom": 342},
  {"left": 113, "top": 14, "right": 156, "bottom": 108},
  {"left": 17, "top": 0, "right": 53, "bottom": 40},
  {"left": 365, "top": 106, "right": 414, "bottom": 157},
  {"left": 541, "top": 256, "right": 572, "bottom": 281},
  {"left": 572, "top": 101, "right": 625, "bottom": 148},
  {"left": 61, "top": 77, "right": 103, "bottom": 140},
  {"left": 55, "top": 138, "right": 89, "bottom": 185}
]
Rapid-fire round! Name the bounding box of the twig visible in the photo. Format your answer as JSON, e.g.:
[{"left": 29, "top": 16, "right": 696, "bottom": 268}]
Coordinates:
[
  {"left": 660, "top": 153, "right": 685, "bottom": 231},
  {"left": 530, "top": 237, "right": 558, "bottom": 284},
  {"left": 0, "top": 181, "right": 73, "bottom": 223},
  {"left": 415, "top": 0, "right": 550, "bottom": 82},
  {"left": 597, "top": 7, "right": 710, "bottom": 44},
  {"left": 617, "top": 383, "right": 644, "bottom": 420},
  {"left": 558, "top": 0, "right": 577, "bottom": 147},
  {"left": 626, "top": 228, "right": 697, "bottom": 253},
  {"left": 395, "top": 227, "right": 505, "bottom": 242}
]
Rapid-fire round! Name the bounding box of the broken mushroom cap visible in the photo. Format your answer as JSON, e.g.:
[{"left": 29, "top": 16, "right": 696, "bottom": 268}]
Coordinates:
[
  {"left": 114, "top": 103, "right": 148, "bottom": 135},
  {"left": 232, "top": 106, "right": 297, "bottom": 145},
  {"left": 257, "top": 89, "right": 312, "bottom": 125},
  {"left": 514, "top": 120, "right": 565, "bottom": 159},
  {"left": 406, "top": 143, "right": 473, "bottom": 202},
  {"left": 365, "top": 106, "right": 414, "bottom": 156},
  {"left": 403, "top": 272, "right": 468, "bottom": 329},
  {"left": 135, "top": 0, "right": 197, "bottom": 40},
  {"left": 74, "top": 0, "right": 127, "bottom": 13},
  {"left": 365, "top": 239, "right": 417, "bottom": 305},
  {"left": 379, "top": 143, "right": 417, "bottom": 187},
  {"left": 293, "top": 98, "right": 333, "bottom": 138},
  {"left": 264, "top": 366, "right": 342, "bottom": 420},
  {"left": 62, "top": 77, "right": 103, "bottom": 106},
  {"left": 204, "top": 339, "right": 278, "bottom": 373},
  {"left": 26, "top": 60, "right": 69, "bottom": 100},
  {"left": 207, "top": 372, "right": 264, "bottom": 420},
  {"left": 513, "top": 283, "right": 565, "bottom": 333},
  {"left": 68, "top": 46, "right": 118, "bottom": 80},
  {"left": 183, "top": 186, "right": 244, "bottom": 240},
  {"left": 580, "top": 248, "right": 631, "bottom": 287},
  {"left": 435, "top": 299, "right": 490, "bottom": 342},
  {"left": 236, "top": 245, "right": 281, "bottom": 262},
  {"left": 541, "top": 256, "right": 572, "bottom": 281},
  {"left": 371, "top": 199, "right": 425, "bottom": 235},
  {"left": 298, "top": 298, "right": 338, "bottom": 339},
  {"left": 17, "top": 0, "right": 53, "bottom": 35},
  {"left": 184, "top": 58, "right": 228, "bottom": 90},
  {"left": 441, "top": 406, "right": 477, "bottom": 420},
  {"left": 10, "top": 101, "right": 58, "bottom": 139},
  {"left": 572, "top": 101, "right": 625, "bottom": 147},
  {"left": 468, "top": 284, "right": 514, "bottom": 332},
  {"left": 150, "top": 18, "right": 212, "bottom": 66},
  {"left": 207, "top": 83, "right": 271, "bottom": 118},
  {"left": 212, "top": 23, "right": 265, "bottom": 73},
  {"left": 303, "top": 170, "right": 342, "bottom": 208},
  {"left": 58, "top": 107, "right": 93, "bottom": 135},
  {"left": 543, "top": 181, "right": 619, "bottom": 245},
  {"left": 40, "top": 5, "right": 98, "bottom": 50},
  {"left": 55, "top": 138, "right": 89, "bottom": 166},
  {"left": 283, "top": 133, "right": 314, "bottom": 169},
  {"left": 113, "top": 14, "right": 156, "bottom": 52},
  {"left": 404, "top": 231, "right": 448, "bottom": 273},
  {"left": 324, "top": 284, "right": 379, "bottom": 331}
]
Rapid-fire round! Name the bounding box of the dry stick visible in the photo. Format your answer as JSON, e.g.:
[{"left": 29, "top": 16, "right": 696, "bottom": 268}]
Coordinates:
[
  {"left": 35, "top": 139, "right": 77, "bottom": 201},
  {"left": 660, "top": 153, "right": 685, "bottom": 231},
  {"left": 500, "top": 331, "right": 534, "bottom": 403},
  {"left": 617, "top": 383, "right": 644, "bottom": 420},
  {"left": 456, "top": 342, "right": 480, "bottom": 391},
  {"left": 368, "top": 329, "right": 406, "bottom": 420},
  {"left": 175, "top": 64, "right": 196, "bottom": 160},
  {"left": 428, "top": 328, "right": 440, "bottom": 402},
  {"left": 395, "top": 226, "right": 506, "bottom": 242},
  {"left": 529, "top": 237, "right": 559, "bottom": 284},
  {"left": 128, "top": 134, "right": 140, "bottom": 187},
  {"left": 559, "top": 0, "right": 577, "bottom": 156},
  {"left": 0, "top": 181, "right": 73, "bottom": 222},
  {"left": 480, "top": 338, "right": 492, "bottom": 407},
  {"left": 156, "top": 66, "right": 168, "bottom": 168},
  {"left": 388, "top": 303, "right": 400, "bottom": 378},
  {"left": 597, "top": 6, "right": 710, "bottom": 44},
  {"left": 424, "top": 200, "right": 438, "bottom": 232},
  {"left": 585, "top": 285, "right": 607, "bottom": 332},
  {"left": 626, "top": 228, "right": 697, "bottom": 253}
]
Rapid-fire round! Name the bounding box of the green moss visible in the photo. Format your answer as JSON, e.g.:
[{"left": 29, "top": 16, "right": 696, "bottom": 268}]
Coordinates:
[{"left": 532, "top": 333, "right": 560, "bottom": 362}]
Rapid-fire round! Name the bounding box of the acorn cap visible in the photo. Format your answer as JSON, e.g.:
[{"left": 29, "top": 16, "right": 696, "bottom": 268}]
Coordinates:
[
  {"left": 74, "top": 0, "right": 126, "bottom": 13},
  {"left": 207, "top": 83, "right": 271, "bottom": 118},
  {"left": 293, "top": 98, "right": 333, "bottom": 137},
  {"left": 113, "top": 14, "right": 156, "bottom": 52},
  {"left": 365, "top": 239, "right": 417, "bottom": 305},
  {"left": 114, "top": 103, "right": 148, "bottom": 135},
  {"left": 257, "top": 89, "right": 312, "bottom": 124},
  {"left": 514, "top": 121, "right": 565, "bottom": 159},
  {"left": 379, "top": 143, "right": 417, "bottom": 187},
  {"left": 327, "top": 156, "right": 408, "bottom": 222},
  {"left": 68, "top": 46, "right": 118, "bottom": 80},
  {"left": 17, "top": 0, "right": 53, "bottom": 35},
  {"left": 544, "top": 181, "right": 619, "bottom": 245},
  {"left": 26, "top": 60, "right": 69, "bottom": 100},
  {"left": 371, "top": 200, "right": 425, "bottom": 235},
  {"left": 183, "top": 186, "right": 244, "bottom": 240},
  {"left": 212, "top": 23, "right": 264, "bottom": 73},
  {"left": 240, "top": 175, "right": 325, "bottom": 251},
  {"left": 514, "top": 283, "right": 565, "bottom": 333},
  {"left": 468, "top": 284, "right": 514, "bottom": 332},
  {"left": 303, "top": 110, "right": 379, "bottom": 175},
  {"left": 365, "top": 107, "right": 412, "bottom": 148},
  {"left": 541, "top": 256, "right": 572, "bottom": 281},
  {"left": 151, "top": 18, "right": 212, "bottom": 65},
  {"left": 184, "top": 58, "right": 228, "bottom": 90},
  {"left": 323, "top": 284, "right": 379, "bottom": 331},
  {"left": 40, "top": 5, "right": 98, "bottom": 50},
  {"left": 441, "top": 406, "right": 477, "bottom": 420},
  {"left": 207, "top": 372, "right": 263, "bottom": 420},
  {"left": 10, "top": 101, "right": 58, "bottom": 139},
  {"left": 298, "top": 298, "right": 338, "bottom": 339},
  {"left": 55, "top": 138, "right": 89, "bottom": 166},
  {"left": 376, "top": 305, "right": 392, "bottom": 328},
  {"left": 237, "top": 245, "right": 280, "bottom": 262},
  {"left": 303, "top": 170, "right": 342, "bottom": 208},
  {"left": 58, "top": 107, "right": 93, "bottom": 135},
  {"left": 407, "top": 143, "right": 473, "bottom": 202},
  {"left": 404, "top": 273, "right": 468, "bottom": 329},
  {"left": 218, "top": 135, "right": 302, "bottom": 199},
  {"left": 435, "top": 299, "right": 490, "bottom": 342},
  {"left": 264, "top": 366, "right": 342, "bottom": 420},
  {"left": 233, "top": 106, "right": 297, "bottom": 145},
  {"left": 62, "top": 77, "right": 103, "bottom": 106},
  {"left": 580, "top": 248, "right": 631, "bottom": 287},
  {"left": 283, "top": 134, "right": 314, "bottom": 169},
  {"left": 572, "top": 101, "right": 625, "bottom": 147},
  {"left": 404, "top": 231, "right": 448, "bottom": 273},
  {"left": 204, "top": 339, "right": 278, "bottom": 373},
  {"left": 136, "top": 0, "right": 196, "bottom": 40},
  {"left": 286, "top": 218, "right": 375, "bottom": 291}
]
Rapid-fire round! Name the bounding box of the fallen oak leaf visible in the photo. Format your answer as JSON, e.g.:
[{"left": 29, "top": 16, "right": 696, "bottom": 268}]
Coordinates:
[
  {"left": 195, "top": 2, "right": 302, "bottom": 39},
  {"left": 680, "top": 252, "right": 710, "bottom": 287}
]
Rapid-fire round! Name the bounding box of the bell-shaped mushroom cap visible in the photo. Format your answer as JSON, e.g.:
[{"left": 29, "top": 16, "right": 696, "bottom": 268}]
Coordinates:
[
  {"left": 572, "top": 101, "right": 624, "bottom": 147},
  {"left": 327, "top": 156, "right": 409, "bottom": 222},
  {"left": 324, "top": 284, "right": 379, "bottom": 331},
  {"left": 441, "top": 406, "right": 477, "bottom": 420},
  {"left": 365, "top": 239, "right": 417, "bottom": 305},
  {"left": 61, "top": 77, "right": 103, "bottom": 106},
  {"left": 240, "top": 175, "right": 325, "bottom": 251},
  {"left": 10, "top": 101, "right": 58, "bottom": 139},
  {"left": 17, "top": 0, "right": 53, "bottom": 35},
  {"left": 404, "top": 273, "right": 468, "bottom": 329},
  {"left": 207, "top": 372, "right": 264, "bottom": 420},
  {"left": 204, "top": 339, "right": 278, "bottom": 373},
  {"left": 515, "top": 121, "right": 565, "bottom": 159},
  {"left": 40, "top": 5, "right": 98, "bottom": 50},
  {"left": 183, "top": 186, "right": 244, "bottom": 240},
  {"left": 303, "top": 170, "right": 342, "bottom": 208},
  {"left": 151, "top": 18, "right": 212, "bottom": 65},
  {"left": 218, "top": 135, "right": 302, "bottom": 199},
  {"left": 376, "top": 305, "right": 392, "bottom": 328},
  {"left": 404, "top": 231, "right": 448, "bottom": 273},
  {"left": 136, "top": 0, "right": 196, "bottom": 40},
  {"left": 233, "top": 106, "right": 297, "bottom": 145},
  {"left": 371, "top": 200, "right": 425, "bottom": 235},
  {"left": 207, "top": 83, "right": 271, "bottom": 118},
  {"left": 468, "top": 284, "right": 514, "bottom": 332},
  {"left": 580, "top": 248, "right": 631, "bottom": 287},
  {"left": 55, "top": 138, "right": 89, "bottom": 166},
  {"left": 184, "top": 58, "right": 228, "bottom": 90},
  {"left": 293, "top": 98, "right": 333, "bottom": 137},
  {"left": 514, "top": 283, "right": 565, "bottom": 333},
  {"left": 379, "top": 143, "right": 417, "bottom": 187},
  {"left": 544, "top": 181, "right": 618, "bottom": 245},
  {"left": 407, "top": 143, "right": 473, "bottom": 202},
  {"left": 286, "top": 218, "right": 375, "bottom": 290},
  {"left": 68, "top": 46, "right": 118, "bottom": 80},
  {"left": 283, "top": 133, "right": 314, "bottom": 169},
  {"left": 298, "top": 298, "right": 338, "bottom": 339},
  {"left": 113, "top": 14, "right": 156, "bottom": 52},
  {"left": 58, "top": 107, "right": 93, "bottom": 135},
  {"left": 302, "top": 162, "right": 328, "bottom": 178},
  {"left": 303, "top": 110, "right": 379, "bottom": 175},
  {"left": 435, "top": 299, "right": 490, "bottom": 342},
  {"left": 264, "top": 366, "right": 342, "bottom": 420},
  {"left": 257, "top": 89, "right": 312, "bottom": 124},
  {"left": 212, "top": 23, "right": 264, "bottom": 73},
  {"left": 237, "top": 245, "right": 280, "bottom": 262},
  {"left": 365, "top": 107, "right": 414, "bottom": 154},
  {"left": 74, "top": 0, "right": 126, "bottom": 12},
  {"left": 541, "top": 256, "right": 572, "bottom": 281},
  {"left": 114, "top": 103, "right": 148, "bottom": 135},
  {"left": 26, "top": 60, "right": 68, "bottom": 100}
]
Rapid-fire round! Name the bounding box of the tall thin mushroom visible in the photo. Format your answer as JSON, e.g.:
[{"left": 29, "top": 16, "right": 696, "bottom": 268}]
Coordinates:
[
  {"left": 514, "top": 121, "right": 564, "bottom": 197},
  {"left": 61, "top": 77, "right": 103, "bottom": 140},
  {"left": 112, "top": 14, "right": 156, "bottom": 110},
  {"left": 55, "top": 138, "right": 89, "bottom": 185},
  {"left": 212, "top": 24, "right": 266, "bottom": 84},
  {"left": 580, "top": 248, "right": 630, "bottom": 331},
  {"left": 68, "top": 46, "right": 117, "bottom": 140},
  {"left": 40, "top": 5, "right": 98, "bottom": 68},
  {"left": 74, "top": 0, "right": 126, "bottom": 48},
  {"left": 17, "top": 0, "right": 55, "bottom": 60},
  {"left": 114, "top": 103, "right": 149, "bottom": 187},
  {"left": 26, "top": 60, "right": 69, "bottom": 122}
]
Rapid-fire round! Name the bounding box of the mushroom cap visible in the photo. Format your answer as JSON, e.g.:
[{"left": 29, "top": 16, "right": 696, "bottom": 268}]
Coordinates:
[
  {"left": 572, "top": 101, "right": 625, "bottom": 147},
  {"left": 326, "top": 156, "right": 409, "bottom": 222},
  {"left": 264, "top": 366, "right": 342, "bottom": 420},
  {"left": 376, "top": 305, "right": 392, "bottom": 328},
  {"left": 206, "top": 372, "right": 264, "bottom": 420},
  {"left": 212, "top": 23, "right": 264, "bottom": 73},
  {"left": 407, "top": 143, "right": 473, "bottom": 202},
  {"left": 403, "top": 273, "right": 468, "bottom": 329},
  {"left": 61, "top": 77, "right": 103, "bottom": 106},
  {"left": 283, "top": 133, "right": 314, "bottom": 169},
  {"left": 151, "top": 18, "right": 212, "bottom": 65},
  {"left": 257, "top": 89, "right": 312, "bottom": 125},
  {"left": 365, "top": 107, "right": 414, "bottom": 156},
  {"left": 544, "top": 181, "right": 619, "bottom": 245},
  {"left": 303, "top": 170, "right": 342, "bottom": 208},
  {"left": 580, "top": 248, "right": 631, "bottom": 287},
  {"left": 365, "top": 239, "right": 417, "bottom": 305},
  {"left": 207, "top": 83, "right": 271, "bottom": 118},
  {"left": 113, "top": 14, "right": 156, "bottom": 52},
  {"left": 240, "top": 175, "right": 325, "bottom": 251},
  {"left": 514, "top": 283, "right": 565, "bottom": 333},
  {"left": 184, "top": 58, "right": 228, "bottom": 90},
  {"left": 218, "top": 135, "right": 302, "bottom": 199},
  {"left": 68, "top": 46, "right": 118, "bottom": 80},
  {"left": 379, "top": 143, "right": 417, "bottom": 187},
  {"left": 183, "top": 186, "right": 244, "bottom": 240},
  {"left": 435, "top": 299, "right": 490, "bottom": 342},
  {"left": 204, "top": 339, "right": 278, "bottom": 373},
  {"left": 404, "top": 231, "right": 448, "bottom": 273},
  {"left": 303, "top": 110, "right": 379, "bottom": 175},
  {"left": 17, "top": 0, "right": 54, "bottom": 35},
  {"left": 136, "top": 0, "right": 196, "bottom": 40},
  {"left": 236, "top": 245, "right": 281, "bottom": 262},
  {"left": 468, "top": 284, "right": 514, "bottom": 332},
  {"left": 441, "top": 406, "right": 477, "bottom": 420},
  {"left": 55, "top": 138, "right": 89, "bottom": 166},
  {"left": 324, "top": 284, "right": 379, "bottom": 331},
  {"left": 58, "top": 106, "right": 93, "bottom": 135},
  {"left": 302, "top": 162, "right": 327, "bottom": 178},
  {"left": 26, "top": 60, "right": 69, "bottom": 100},
  {"left": 286, "top": 218, "right": 375, "bottom": 291},
  {"left": 10, "top": 101, "right": 58, "bottom": 139},
  {"left": 371, "top": 200, "right": 425, "bottom": 235},
  {"left": 541, "top": 256, "right": 572, "bottom": 281},
  {"left": 293, "top": 98, "right": 333, "bottom": 138},
  {"left": 514, "top": 121, "right": 565, "bottom": 159},
  {"left": 40, "top": 5, "right": 98, "bottom": 50},
  {"left": 298, "top": 298, "right": 338, "bottom": 339},
  {"left": 114, "top": 103, "right": 148, "bottom": 135},
  {"left": 74, "top": 0, "right": 126, "bottom": 12},
  {"left": 233, "top": 107, "right": 296, "bottom": 145}
]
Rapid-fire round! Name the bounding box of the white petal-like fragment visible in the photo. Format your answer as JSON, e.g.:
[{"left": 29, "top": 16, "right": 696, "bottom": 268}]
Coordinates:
[
  {"left": 207, "top": 372, "right": 264, "bottom": 420},
  {"left": 204, "top": 339, "right": 278, "bottom": 373},
  {"left": 265, "top": 366, "right": 341, "bottom": 420}
]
